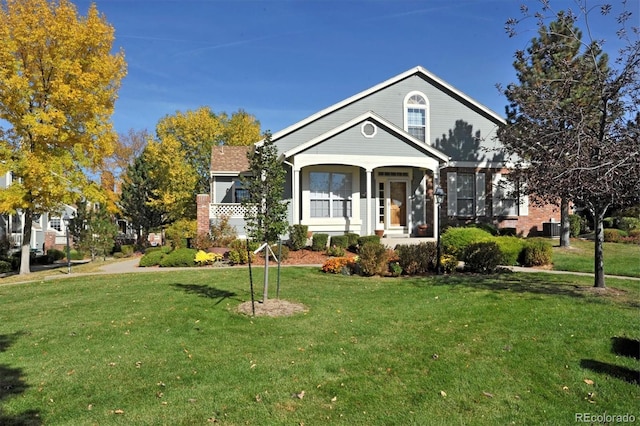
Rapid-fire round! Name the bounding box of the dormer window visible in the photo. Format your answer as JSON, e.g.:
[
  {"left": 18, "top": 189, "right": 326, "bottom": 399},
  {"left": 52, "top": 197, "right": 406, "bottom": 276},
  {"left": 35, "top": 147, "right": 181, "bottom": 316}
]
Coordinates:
[{"left": 404, "top": 92, "right": 428, "bottom": 142}]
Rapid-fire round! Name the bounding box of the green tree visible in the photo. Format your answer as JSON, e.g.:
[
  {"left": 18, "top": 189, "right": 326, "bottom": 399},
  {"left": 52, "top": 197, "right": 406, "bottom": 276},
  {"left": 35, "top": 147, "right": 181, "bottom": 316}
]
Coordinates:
[
  {"left": 241, "top": 131, "right": 289, "bottom": 301},
  {"left": 0, "top": 0, "right": 126, "bottom": 274},
  {"left": 74, "top": 202, "right": 119, "bottom": 261},
  {"left": 119, "top": 149, "right": 165, "bottom": 245},
  {"left": 499, "top": 2, "right": 640, "bottom": 288}
]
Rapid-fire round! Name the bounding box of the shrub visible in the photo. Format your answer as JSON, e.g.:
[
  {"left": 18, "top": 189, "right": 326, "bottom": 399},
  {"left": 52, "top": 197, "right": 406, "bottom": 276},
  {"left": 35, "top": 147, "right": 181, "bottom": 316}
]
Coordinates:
[
  {"left": 463, "top": 241, "right": 503, "bottom": 273},
  {"left": 227, "top": 239, "right": 258, "bottom": 265},
  {"left": 330, "top": 235, "right": 349, "bottom": 249},
  {"left": 210, "top": 214, "right": 237, "bottom": 247},
  {"left": 441, "top": 227, "right": 493, "bottom": 258},
  {"left": 618, "top": 217, "right": 640, "bottom": 232},
  {"left": 395, "top": 242, "right": 436, "bottom": 275},
  {"left": 159, "top": 248, "right": 197, "bottom": 267},
  {"left": 469, "top": 222, "right": 499, "bottom": 236},
  {"left": 193, "top": 233, "right": 215, "bottom": 251},
  {"left": 139, "top": 250, "right": 165, "bottom": 267},
  {"left": 358, "top": 242, "right": 388, "bottom": 276},
  {"left": 440, "top": 254, "right": 458, "bottom": 274},
  {"left": 494, "top": 236, "right": 525, "bottom": 266},
  {"left": 47, "top": 249, "right": 65, "bottom": 262},
  {"left": 604, "top": 228, "right": 624, "bottom": 243},
  {"left": 164, "top": 219, "right": 197, "bottom": 249},
  {"left": 345, "top": 233, "right": 360, "bottom": 251},
  {"left": 322, "top": 257, "right": 355, "bottom": 274},
  {"left": 288, "top": 225, "right": 308, "bottom": 251},
  {"left": 0, "top": 260, "right": 12, "bottom": 274},
  {"left": 69, "top": 249, "right": 84, "bottom": 260},
  {"left": 357, "top": 235, "right": 381, "bottom": 250},
  {"left": 120, "top": 245, "right": 134, "bottom": 257},
  {"left": 311, "top": 234, "right": 329, "bottom": 251},
  {"left": 521, "top": 238, "right": 552, "bottom": 267},
  {"left": 194, "top": 250, "right": 222, "bottom": 266},
  {"left": 569, "top": 214, "right": 584, "bottom": 238},
  {"left": 326, "top": 245, "right": 346, "bottom": 257},
  {"left": 388, "top": 261, "right": 402, "bottom": 277}
]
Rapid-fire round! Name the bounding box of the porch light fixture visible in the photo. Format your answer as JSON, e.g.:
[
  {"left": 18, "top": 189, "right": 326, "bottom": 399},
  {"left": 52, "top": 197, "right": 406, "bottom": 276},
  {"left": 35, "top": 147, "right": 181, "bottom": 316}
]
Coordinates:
[
  {"left": 63, "top": 213, "right": 71, "bottom": 274},
  {"left": 434, "top": 187, "right": 445, "bottom": 275}
]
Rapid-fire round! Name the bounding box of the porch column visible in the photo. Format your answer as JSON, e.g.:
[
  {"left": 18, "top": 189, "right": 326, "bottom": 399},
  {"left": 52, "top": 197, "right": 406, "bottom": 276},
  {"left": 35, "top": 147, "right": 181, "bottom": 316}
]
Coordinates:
[
  {"left": 292, "top": 167, "right": 300, "bottom": 225},
  {"left": 366, "top": 169, "right": 372, "bottom": 235}
]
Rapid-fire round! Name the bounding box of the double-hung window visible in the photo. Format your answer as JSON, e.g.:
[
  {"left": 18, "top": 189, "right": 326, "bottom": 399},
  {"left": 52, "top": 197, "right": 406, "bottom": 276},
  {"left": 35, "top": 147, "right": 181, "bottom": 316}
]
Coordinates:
[
  {"left": 492, "top": 173, "right": 527, "bottom": 216},
  {"left": 447, "top": 171, "right": 487, "bottom": 217},
  {"left": 405, "top": 93, "right": 427, "bottom": 142},
  {"left": 309, "top": 172, "right": 352, "bottom": 218}
]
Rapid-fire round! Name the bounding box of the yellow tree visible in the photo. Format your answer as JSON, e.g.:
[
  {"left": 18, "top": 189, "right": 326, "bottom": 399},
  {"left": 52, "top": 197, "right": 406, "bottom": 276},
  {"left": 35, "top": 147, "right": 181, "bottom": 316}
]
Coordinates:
[
  {"left": 0, "top": 0, "right": 126, "bottom": 274},
  {"left": 150, "top": 107, "right": 260, "bottom": 221}
]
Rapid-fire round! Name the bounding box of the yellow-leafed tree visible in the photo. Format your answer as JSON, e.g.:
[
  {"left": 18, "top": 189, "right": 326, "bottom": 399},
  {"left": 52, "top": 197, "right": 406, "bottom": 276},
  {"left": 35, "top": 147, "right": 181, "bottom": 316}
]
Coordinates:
[
  {"left": 148, "top": 107, "right": 260, "bottom": 221},
  {"left": 0, "top": 0, "right": 126, "bottom": 274}
]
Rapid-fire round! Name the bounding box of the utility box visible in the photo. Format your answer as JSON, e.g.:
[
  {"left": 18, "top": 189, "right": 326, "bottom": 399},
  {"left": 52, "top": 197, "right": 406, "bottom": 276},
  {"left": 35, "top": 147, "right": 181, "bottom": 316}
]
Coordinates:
[{"left": 542, "top": 222, "right": 561, "bottom": 238}]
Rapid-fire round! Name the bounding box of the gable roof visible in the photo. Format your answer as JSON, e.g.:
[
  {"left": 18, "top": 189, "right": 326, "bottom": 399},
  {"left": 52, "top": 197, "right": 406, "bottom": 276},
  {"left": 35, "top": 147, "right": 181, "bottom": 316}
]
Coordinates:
[
  {"left": 210, "top": 145, "right": 251, "bottom": 175},
  {"left": 264, "top": 65, "right": 505, "bottom": 145},
  {"left": 283, "top": 111, "right": 449, "bottom": 163}
]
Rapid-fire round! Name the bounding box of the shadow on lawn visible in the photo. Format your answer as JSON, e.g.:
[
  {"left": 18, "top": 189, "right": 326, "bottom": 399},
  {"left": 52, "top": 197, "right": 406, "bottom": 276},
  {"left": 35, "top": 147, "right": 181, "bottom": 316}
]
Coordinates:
[
  {"left": 0, "top": 333, "right": 41, "bottom": 425},
  {"left": 433, "top": 273, "right": 590, "bottom": 298},
  {"left": 581, "top": 337, "right": 640, "bottom": 385},
  {"left": 173, "top": 283, "right": 239, "bottom": 305}
]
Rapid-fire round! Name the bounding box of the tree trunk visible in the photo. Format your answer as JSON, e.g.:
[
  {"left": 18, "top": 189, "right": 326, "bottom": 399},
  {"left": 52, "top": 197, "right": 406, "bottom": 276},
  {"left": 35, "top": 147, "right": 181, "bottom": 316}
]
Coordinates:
[
  {"left": 19, "top": 209, "right": 33, "bottom": 275},
  {"left": 593, "top": 209, "right": 606, "bottom": 288},
  {"left": 560, "top": 198, "right": 571, "bottom": 247},
  {"left": 263, "top": 243, "right": 269, "bottom": 302}
]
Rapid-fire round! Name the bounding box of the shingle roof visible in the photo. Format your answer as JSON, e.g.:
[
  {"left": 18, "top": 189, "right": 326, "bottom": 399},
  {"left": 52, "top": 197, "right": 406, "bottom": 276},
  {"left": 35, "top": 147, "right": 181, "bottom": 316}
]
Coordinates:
[{"left": 210, "top": 145, "right": 251, "bottom": 173}]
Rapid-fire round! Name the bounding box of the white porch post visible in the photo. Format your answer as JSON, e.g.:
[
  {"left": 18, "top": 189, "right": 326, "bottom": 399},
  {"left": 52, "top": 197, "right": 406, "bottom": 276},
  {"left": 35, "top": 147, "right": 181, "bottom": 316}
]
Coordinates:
[
  {"left": 293, "top": 167, "right": 300, "bottom": 225},
  {"left": 366, "top": 169, "right": 372, "bottom": 235}
]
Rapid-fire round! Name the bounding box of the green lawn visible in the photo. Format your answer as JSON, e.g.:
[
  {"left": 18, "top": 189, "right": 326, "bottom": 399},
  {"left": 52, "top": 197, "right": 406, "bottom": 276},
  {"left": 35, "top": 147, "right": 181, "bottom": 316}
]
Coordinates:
[
  {"left": 552, "top": 239, "right": 640, "bottom": 278},
  {"left": 0, "top": 267, "right": 638, "bottom": 425}
]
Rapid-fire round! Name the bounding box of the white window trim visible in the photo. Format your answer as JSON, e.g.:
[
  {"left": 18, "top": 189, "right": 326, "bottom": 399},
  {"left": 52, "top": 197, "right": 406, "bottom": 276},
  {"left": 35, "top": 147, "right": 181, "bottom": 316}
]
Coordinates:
[
  {"left": 361, "top": 121, "right": 377, "bottom": 138},
  {"left": 301, "top": 165, "right": 361, "bottom": 226},
  {"left": 403, "top": 91, "right": 430, "bottom": 143},
  {"left": 447, "top": 171, "right": 489, "bottom": 217},
  {"left": 492, "top": 173, "right": 529, "bottom": 217}
]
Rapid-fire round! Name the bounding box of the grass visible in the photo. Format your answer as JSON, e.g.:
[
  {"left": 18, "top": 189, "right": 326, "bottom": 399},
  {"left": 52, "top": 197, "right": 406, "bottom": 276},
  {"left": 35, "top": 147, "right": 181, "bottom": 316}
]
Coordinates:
[
  {"left": 552, "top": 239, "right": 640, "bottom": 278},
  {"left": 0, "top": 267, "right": 638, "bottom": 425}
]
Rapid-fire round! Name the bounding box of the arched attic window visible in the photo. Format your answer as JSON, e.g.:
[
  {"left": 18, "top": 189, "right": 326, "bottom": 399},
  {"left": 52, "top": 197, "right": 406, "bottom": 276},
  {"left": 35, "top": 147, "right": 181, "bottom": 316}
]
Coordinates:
[{"left": 404, "top": 92, "right": 428, "bottom": 142}]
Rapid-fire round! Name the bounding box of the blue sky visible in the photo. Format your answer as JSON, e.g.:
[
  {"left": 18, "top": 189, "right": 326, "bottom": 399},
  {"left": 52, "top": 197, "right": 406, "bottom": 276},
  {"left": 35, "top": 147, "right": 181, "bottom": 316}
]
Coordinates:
[{"left": 72, "top": 0, "right": 633, "bottom": 136}]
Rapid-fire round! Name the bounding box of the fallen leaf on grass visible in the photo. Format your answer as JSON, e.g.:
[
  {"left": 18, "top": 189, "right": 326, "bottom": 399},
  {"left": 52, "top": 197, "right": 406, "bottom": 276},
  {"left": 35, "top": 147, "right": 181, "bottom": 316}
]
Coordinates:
[
  {"left": 331, "top": 396, "right": 337, "bottom": 402},
  {"left": 440, "top": 390, "right": 447, "bottom": 397},
  {"left": 114, "top": 409, "right": 124, "bottom": 415},
  {"left": 482, "top": 391, "right": 494, "bottom": 398},
  {"left": 292, "top": 390, "right": 305, "bottom": 399},
  {"left": 584, "top": 379, "right": 594, "bottom": 385}
]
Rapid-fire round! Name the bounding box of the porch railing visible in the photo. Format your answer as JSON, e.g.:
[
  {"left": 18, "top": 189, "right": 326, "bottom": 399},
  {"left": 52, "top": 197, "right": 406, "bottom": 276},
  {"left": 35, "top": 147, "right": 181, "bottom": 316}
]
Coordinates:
[{"left": 210, "top": 203, "right": 257, "bottom": 218}]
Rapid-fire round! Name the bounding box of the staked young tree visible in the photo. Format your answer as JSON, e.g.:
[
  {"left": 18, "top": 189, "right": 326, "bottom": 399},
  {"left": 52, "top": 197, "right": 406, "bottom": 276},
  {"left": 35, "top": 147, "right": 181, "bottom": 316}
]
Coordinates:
[
  {"left": 0, "top": 0, "right": 126, "bottom": 274},
  {"left": 241, "top": 131, "right": 289, "bottom": 302},
  {"left": 499, "top": 2, "right": 640, "bottom": 288}
]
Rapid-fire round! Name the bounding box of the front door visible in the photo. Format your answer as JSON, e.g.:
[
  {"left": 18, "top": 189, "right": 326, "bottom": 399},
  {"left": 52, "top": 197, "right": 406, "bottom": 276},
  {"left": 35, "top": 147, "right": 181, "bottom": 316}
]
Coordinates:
[{"left": 389, "top": 181, "right": 407, "bottom": 227}]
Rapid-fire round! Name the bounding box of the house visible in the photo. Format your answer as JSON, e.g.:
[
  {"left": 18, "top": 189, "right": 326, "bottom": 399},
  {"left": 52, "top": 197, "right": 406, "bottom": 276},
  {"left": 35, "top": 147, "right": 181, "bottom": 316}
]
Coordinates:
[
  {"left": 197, "top": 66, "right": 559, "bottom": 240},
  {"left": 0, "top": 172, "right": 76, "bottom": 254}
]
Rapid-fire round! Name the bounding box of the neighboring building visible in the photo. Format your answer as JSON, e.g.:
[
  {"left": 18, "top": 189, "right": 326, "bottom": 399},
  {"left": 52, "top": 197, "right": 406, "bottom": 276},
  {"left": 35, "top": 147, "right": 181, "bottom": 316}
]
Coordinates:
[
  {"left": 197, "top": 66, "right": 559, "bottom": 239},
  {"left": 0, "top": 172, "right": 76, "bottom": 253}
]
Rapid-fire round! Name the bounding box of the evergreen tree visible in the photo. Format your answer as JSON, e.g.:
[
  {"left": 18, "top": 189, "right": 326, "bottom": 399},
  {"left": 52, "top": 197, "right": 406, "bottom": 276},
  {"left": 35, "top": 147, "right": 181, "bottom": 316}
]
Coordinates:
[
  {"left": 119, "top": 149, "right": 165, "bottom": 245},
  {"left": 499, "top": 3, "right": 640, "bottom": 288}
]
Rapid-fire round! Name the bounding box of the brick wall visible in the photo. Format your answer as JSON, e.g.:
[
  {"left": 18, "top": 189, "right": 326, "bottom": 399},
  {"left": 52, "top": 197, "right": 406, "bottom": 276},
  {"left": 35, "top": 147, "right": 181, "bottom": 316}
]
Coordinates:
[{"left": 196, "top": 194, "right": 211, "bottom": 236}]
